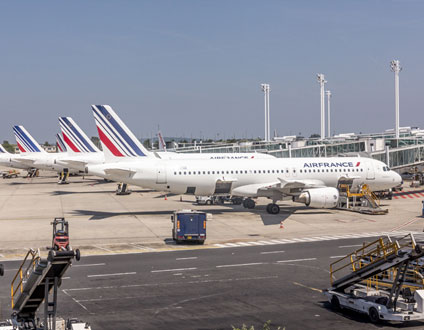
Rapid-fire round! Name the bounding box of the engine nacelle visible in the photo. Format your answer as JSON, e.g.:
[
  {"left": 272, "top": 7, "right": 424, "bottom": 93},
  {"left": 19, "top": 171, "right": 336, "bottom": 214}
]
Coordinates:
[{"left": 295, "top": 187, "right": 339, "bottom": 208}]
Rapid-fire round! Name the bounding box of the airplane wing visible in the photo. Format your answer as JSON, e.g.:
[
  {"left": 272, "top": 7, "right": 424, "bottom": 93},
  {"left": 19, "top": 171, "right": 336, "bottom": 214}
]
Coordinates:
[
  {"left": 13, "top": 158, "right": 35, "bottom": 165},
  {"left": 232, "top": 178, "right": 326, "bottom": 197},
  {"left": 58, "top": 159, "right": 88, "bottom": 167}
]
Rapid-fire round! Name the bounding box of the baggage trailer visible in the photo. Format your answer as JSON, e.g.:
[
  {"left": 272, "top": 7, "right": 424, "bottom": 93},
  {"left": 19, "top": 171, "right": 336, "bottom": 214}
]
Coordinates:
[
  {"left": 171, "top": 210, "right": 206, "bottom": 244},
  {"left": 325, "top": 233, "right": 424, "bottom": 323}
]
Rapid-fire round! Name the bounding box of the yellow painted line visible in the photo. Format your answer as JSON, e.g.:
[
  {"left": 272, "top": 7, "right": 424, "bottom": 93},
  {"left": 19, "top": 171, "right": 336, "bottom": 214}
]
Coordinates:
[{"left": 293, "top": 281, "right": 322, "bottom": 293}]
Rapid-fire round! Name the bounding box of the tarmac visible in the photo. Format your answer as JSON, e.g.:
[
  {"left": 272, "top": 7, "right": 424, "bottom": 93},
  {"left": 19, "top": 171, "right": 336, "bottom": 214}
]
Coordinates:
[{"left": 0, "top": 168, "right": 423, "bottom": 260}]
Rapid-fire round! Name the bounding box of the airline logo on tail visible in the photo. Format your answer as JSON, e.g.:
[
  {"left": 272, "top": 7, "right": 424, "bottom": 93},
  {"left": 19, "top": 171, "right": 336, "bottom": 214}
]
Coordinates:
[
  {"left": 59, "top": 117, "right": 98, "bottom": 153},
  {"left": 13, "top": 126, "right": 42, "bottom": 153},
  {"left": 92, "top": 105, "right": 147, "bottom": 157},
  {"left": 56, "top": 133, "right": 67, "bottom": 152},
  {"left": 0, "top": 144, "right": 7, "bottom": 153}
]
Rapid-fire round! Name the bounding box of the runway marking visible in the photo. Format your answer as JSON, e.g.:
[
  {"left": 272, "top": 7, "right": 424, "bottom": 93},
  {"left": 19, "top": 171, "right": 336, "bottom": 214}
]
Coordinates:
[
  {"left": 257, "top": 241, "right": 275, "bottom": 245},
  {"left": 176, "top": 257, "right": 198, "bottom": 260},
  {"left": 87, "top": 272, "right": 136, "bottom": 278},
  {"left": 94, "top": 245, "right": 114, "bottom": 253},
  {"left": 73, "top": 263, "right": 106, "bottom": 267},
  {"left": 339, "top": 244, "right": 362, "bottom": 248},
  {"left": 276, "top": 258, "right": 317, "bottom": 263},
  {"left": 62, "top": 289, "right": 90, "bottom": 313},
  {"left": 293, "top": 281, "right": 322, "bottom": 293},
  {"left": 247, "top": 241, "right": 265, "bottom": 245},
  {"left": 390, "top": 218, "right": 422, "bottom": 232},
  {"left": 330, "top": 256, "right": 346, "bottom": 259},
  {"left": 260, "top": 250, "right": 285, "bottom": 255},
  {"left": 62, "top": 277, "right": 71, "bottom": 280},
  {"left": 151, "top": 267, "right": 197, "bottom": 273},
  {"left": 216, "top": 262, "right": 264, "bottom": 268}
]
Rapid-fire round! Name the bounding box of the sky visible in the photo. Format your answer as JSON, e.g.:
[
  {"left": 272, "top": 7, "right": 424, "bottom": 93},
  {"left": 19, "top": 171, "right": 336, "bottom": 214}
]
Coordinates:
[{"left": 0, "top": 0, "right": 423, "bottom": 143}]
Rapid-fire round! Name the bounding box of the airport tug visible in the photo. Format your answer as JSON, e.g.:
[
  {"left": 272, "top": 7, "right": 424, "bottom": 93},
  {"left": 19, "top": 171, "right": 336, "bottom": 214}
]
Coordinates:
[{"left": 324, "top": 234, "right": 424, "bottom": 323}]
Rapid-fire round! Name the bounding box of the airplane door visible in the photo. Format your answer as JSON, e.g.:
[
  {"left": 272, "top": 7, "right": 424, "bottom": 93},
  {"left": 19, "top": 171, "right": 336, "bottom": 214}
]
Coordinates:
[
  {"left": 156, "top": 166, "right": 167, "bottom": 184},
  {"left": 366, "top": 160, "right": 375, "bottom": 180}
]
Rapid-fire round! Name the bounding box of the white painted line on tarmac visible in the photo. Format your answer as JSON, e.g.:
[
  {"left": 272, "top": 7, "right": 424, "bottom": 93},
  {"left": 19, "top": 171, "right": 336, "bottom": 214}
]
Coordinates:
[
  {"left": 225, "top": 243, "right": 242, "bottom": 247},
  {"left": 62, "top": 277, "right": 71, "bottom": 280},
  {"left": 276, "top": 258, "right": 317, "bottom": 263},
  {"left": 257, "top": 241, "right": 275, "bottom": 245},
  {"left": 236, "top": 242, "right": 253, "bottom": 246},
  {"left": 214, "top": 244, "right": 227, "bottom": 247},
  {"left": 260, "top": 250, "right": 285, "bottom": 255},
  {"left": 330, "top": 256, "right": 346, "bottom": 259},
  {"left": 247, "top": 242, "right": 265, "bottom": 246},
  {"left": 176, "top": 257, "right": 198, "bottom": 260},
  {"left": 216, "top": 262, "right": 264, "bottom": 268},
  {"left": 151, "top": 267, "right": 197, "bottom": 273},
  {"left": 339, "top": 244, "right": 362, "bottom": 248},
  {"left": 94, "top": 245, "right": 114, "bottom": 253},
  {"left": 73, "top": 263, "right": 106, "bottom": 267},
  {"left": 87, "top": 272, "right": 136, "bottom": 278}
]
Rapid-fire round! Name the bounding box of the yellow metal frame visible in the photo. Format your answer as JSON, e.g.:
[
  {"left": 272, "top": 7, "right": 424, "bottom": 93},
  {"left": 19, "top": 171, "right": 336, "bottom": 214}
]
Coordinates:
[{"left": 11, "top": 249, "right": 40, "bottom": 309}]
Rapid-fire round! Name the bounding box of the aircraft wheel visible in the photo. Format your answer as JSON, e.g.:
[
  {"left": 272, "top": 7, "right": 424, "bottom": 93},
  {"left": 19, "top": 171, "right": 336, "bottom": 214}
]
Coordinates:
[
  {"left": 0, "top": 264, "right": 4, "bottom": 276},
  {"left": 244, "top": 198, "right": 256, "bottom": 209},
  {"left": 331, "top": 295, "right": 341, "bottom": 311},
  {"left": 267, "top": 203, "right": 280, "bottom": 215}
]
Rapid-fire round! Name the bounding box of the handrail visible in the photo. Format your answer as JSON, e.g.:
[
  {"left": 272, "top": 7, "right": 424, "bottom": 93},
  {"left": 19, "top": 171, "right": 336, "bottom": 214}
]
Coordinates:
[{"left": 11, "top": 249, "right": 40, "bottom": 309}]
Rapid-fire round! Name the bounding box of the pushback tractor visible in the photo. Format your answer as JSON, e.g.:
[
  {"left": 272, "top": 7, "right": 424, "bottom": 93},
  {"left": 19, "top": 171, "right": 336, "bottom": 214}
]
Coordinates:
[
  {"left": 324, "top": 233, "right": 424, "bottom": 323},
  {"left": 171, "top": 210, "right": 207, "bottom": 244}
]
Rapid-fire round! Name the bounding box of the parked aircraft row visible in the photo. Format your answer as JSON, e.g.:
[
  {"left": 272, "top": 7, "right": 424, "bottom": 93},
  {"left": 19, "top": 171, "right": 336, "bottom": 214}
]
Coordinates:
[{"left": 0, "top": 105, "right": 402, "bottom": 214}]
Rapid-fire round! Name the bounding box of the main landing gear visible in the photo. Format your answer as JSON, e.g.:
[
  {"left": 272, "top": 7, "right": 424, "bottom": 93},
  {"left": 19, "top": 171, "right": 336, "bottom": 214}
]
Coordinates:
[
  {"left": 242, "top": 198, "right": 256, "bottom": 209},
  {"left": 266, "top": 203, "right": 280, "bottom": 215}
]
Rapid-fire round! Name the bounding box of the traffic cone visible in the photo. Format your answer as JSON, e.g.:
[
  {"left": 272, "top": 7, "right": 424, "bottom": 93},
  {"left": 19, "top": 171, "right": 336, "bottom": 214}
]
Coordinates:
[
  {"left": 280, "top": 221, "right": 284, "bottom": 229},
  {"left": 164, "top": 195, "right": 168, "bottom": 200}
]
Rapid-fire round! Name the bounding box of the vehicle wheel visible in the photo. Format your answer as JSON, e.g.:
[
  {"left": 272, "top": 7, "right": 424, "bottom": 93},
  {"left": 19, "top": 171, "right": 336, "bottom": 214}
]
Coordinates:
[
  {"left": 0, "top": 264, "right": 4, "bottom": 276},
  {"left": 206, "top": 200, "right": 211, "bottom": 205},
  {"left": 232, "top": 197, "right": 243, "bottom": 205},
  {"left": 331, "top": 295, "right": 341, "bottom": 311},
  {"left": 198, "top": 241, "right": 205, "bottom": 245},
  {"left": 75, "top": 249, "right": 81, "bottom": 261},
  {"left": 369, "top": 307, "right": 380, "bottom": 323}
]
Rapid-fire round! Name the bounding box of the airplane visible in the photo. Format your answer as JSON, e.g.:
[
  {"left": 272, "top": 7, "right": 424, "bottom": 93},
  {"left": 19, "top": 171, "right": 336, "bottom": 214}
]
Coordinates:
[
  {"left": 0, "top": 143, "right": 34, "bottom": 171},
  {"left": 13, "top": 125, "right": 80, "bottom": 173},
  {"left": 87, "top": 105, "right": 402, "bottom": 214}
]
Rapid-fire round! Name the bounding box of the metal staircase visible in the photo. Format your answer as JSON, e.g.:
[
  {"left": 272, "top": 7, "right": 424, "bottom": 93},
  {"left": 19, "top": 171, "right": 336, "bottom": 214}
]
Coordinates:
[
  {"left": 337, "top": 183, "right": 388, "bottom": 215},
  {"left": 10, "top": 248, "right": 79, "bottom": 330}
]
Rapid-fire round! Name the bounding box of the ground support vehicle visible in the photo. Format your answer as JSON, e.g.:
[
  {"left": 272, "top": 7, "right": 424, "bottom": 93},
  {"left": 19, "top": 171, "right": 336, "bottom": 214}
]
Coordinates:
[
  {"left": 325, "top": 233, "right": 424, "bottom": 323},
  {"left": 57, "top": 168, "right": 69, "bottom": 184},
  {"left": 25, "top": 169, "right": 39, "bottom": 178},
  {"left": 5, "top": 247, "right": 91, "bottom": 329},
  {"left": 50, "top": 218, "right": 80, "bottom": 260},
  {"left": 195, "top": 195, "right": 243, "bottom": 205},
  {"left": 1, "top": 170, "right": 19, "bottom": 179},
  {"left": 171, "top": 210, "right": 206, "bottom": 244}
]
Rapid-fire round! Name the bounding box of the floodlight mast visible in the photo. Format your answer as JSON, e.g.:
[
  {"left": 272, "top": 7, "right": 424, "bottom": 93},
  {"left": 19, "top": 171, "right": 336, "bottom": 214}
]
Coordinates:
[
  {"left": 326, "top": 90, "right": 332, "bottom": 138},
  {"left": 390, "top": 60, "right": 401, "bottom": 140},
  {"left": 317, "top": 74, "right": 327, "bottom": 139},
  {"left": 261, "top": 83, "right": 271, "bottom": 141}
]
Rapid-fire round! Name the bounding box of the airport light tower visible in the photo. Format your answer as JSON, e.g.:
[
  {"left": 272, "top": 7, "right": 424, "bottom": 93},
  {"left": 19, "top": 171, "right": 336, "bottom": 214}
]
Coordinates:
[
  {"left": 261, "top": 83, "right": 271, "bottom": 142},
  {"left": 326, "top": 90, "right": 332, "bottom": 138},
  {"left": 317, "top": 74, "right": 327, "bottom": 139},
  {"left": 390, "top": 60, "right": 402, "bottom": 140}
]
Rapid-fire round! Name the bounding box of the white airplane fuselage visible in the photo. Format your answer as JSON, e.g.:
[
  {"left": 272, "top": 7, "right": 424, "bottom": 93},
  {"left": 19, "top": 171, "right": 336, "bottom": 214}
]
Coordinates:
[{"left": 88, "top": 157, "right": 401, "bottom": 196}]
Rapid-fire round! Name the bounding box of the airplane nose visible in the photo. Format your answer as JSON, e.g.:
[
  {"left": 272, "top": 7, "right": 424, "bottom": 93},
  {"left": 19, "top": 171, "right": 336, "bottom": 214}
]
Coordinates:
[{"left": 392, "top": 171, "right": 402, "bottom": 185}]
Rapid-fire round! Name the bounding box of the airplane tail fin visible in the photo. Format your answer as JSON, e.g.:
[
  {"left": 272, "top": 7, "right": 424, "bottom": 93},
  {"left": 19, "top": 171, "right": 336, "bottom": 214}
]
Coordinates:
[
  {"left": 13, "top": 125, "right": 46, "bottom": 154},
  {"left": 91, "top": 105, "right": 152, "bottom": 161},
  {"left": 0, "top": 144, "right": 10, "bottom": 154},
  {"left": 158, "top": 131, "right": 167, "bottom": 151},
  {"left": 56, "top": 133, "right": 67, "bottom": 153},
  {"left": 59, "top": 117, "right": 100, "bottom": 154}
]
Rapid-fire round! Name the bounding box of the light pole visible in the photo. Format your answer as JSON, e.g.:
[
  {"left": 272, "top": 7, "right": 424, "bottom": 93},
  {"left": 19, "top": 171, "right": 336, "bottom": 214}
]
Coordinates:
[
  {"left": 261, "top": 83, "right": 271, "bottom": 141},
  {"left": 326, "top": 90, "right": 332, "bottom": 138},
  {"left": 317, "top": 74, "right": 327, "bottom": 139},
  {"left": 390, "top": 60, "right": 401, "bottom": 141}
]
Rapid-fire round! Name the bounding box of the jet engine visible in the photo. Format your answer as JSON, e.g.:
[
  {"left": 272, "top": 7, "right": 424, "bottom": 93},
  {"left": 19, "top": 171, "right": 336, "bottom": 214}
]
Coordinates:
[{"left": 294, "top": 187, "right": 339, "bottom": 208}]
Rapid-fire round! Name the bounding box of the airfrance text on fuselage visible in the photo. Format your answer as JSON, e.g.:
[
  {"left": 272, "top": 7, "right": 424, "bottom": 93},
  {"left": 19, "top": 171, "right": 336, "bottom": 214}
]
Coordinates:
[{"left": 303, "top": 162, "right": 360, "bottom": 168}]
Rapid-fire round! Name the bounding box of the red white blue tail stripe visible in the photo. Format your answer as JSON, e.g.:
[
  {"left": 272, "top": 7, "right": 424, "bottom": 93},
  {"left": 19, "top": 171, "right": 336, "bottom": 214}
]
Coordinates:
[
  {"left": 59, "top": 117, "right": 99, "bottom": 153},
  {"left": 0, "top": 144, "right": 7, "bottom": 153},
  {"left": 13, "top": 125, "right": 43, "bottom": 153},
  {"left": 56, "top": 133, "right": 67, "bottom": 152},
  {"left": 92, "top": 105, "right": 148, "bottom": 157}
]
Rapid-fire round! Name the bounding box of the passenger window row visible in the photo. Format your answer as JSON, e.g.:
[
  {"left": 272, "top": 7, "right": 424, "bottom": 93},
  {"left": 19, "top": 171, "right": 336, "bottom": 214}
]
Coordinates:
[{"left": 173, "top": 168, "right": 364, "bottom": 175}]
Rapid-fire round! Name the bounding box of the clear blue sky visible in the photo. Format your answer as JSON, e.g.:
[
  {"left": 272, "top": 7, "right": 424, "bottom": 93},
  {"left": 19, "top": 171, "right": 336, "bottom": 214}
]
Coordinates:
[{"left": 0, "top": 1, "right": 423, "bottom": 142}]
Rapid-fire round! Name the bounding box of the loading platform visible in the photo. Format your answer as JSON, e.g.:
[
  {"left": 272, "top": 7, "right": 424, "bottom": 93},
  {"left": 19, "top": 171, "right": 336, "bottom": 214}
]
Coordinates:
[
  {"left": 325, "top": 234, "right": 424, "bottom": 323},
  {"left": 6, "top": 248, "right": 90, "bottom": 330},
  {"left": 337, "top": 182, "right": 388, "bottom": 215}
]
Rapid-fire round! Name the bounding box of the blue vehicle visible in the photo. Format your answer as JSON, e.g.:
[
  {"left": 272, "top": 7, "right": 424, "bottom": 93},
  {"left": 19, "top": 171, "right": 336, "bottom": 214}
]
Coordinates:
[{"left": 171, "top": 210, "right": 206, "bottom": 244}]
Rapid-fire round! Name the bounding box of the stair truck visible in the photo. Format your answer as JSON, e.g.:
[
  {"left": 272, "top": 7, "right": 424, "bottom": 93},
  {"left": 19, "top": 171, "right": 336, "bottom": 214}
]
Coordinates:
[{"left": 324, "top": 234, "right": 424, "bottom": 323}]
